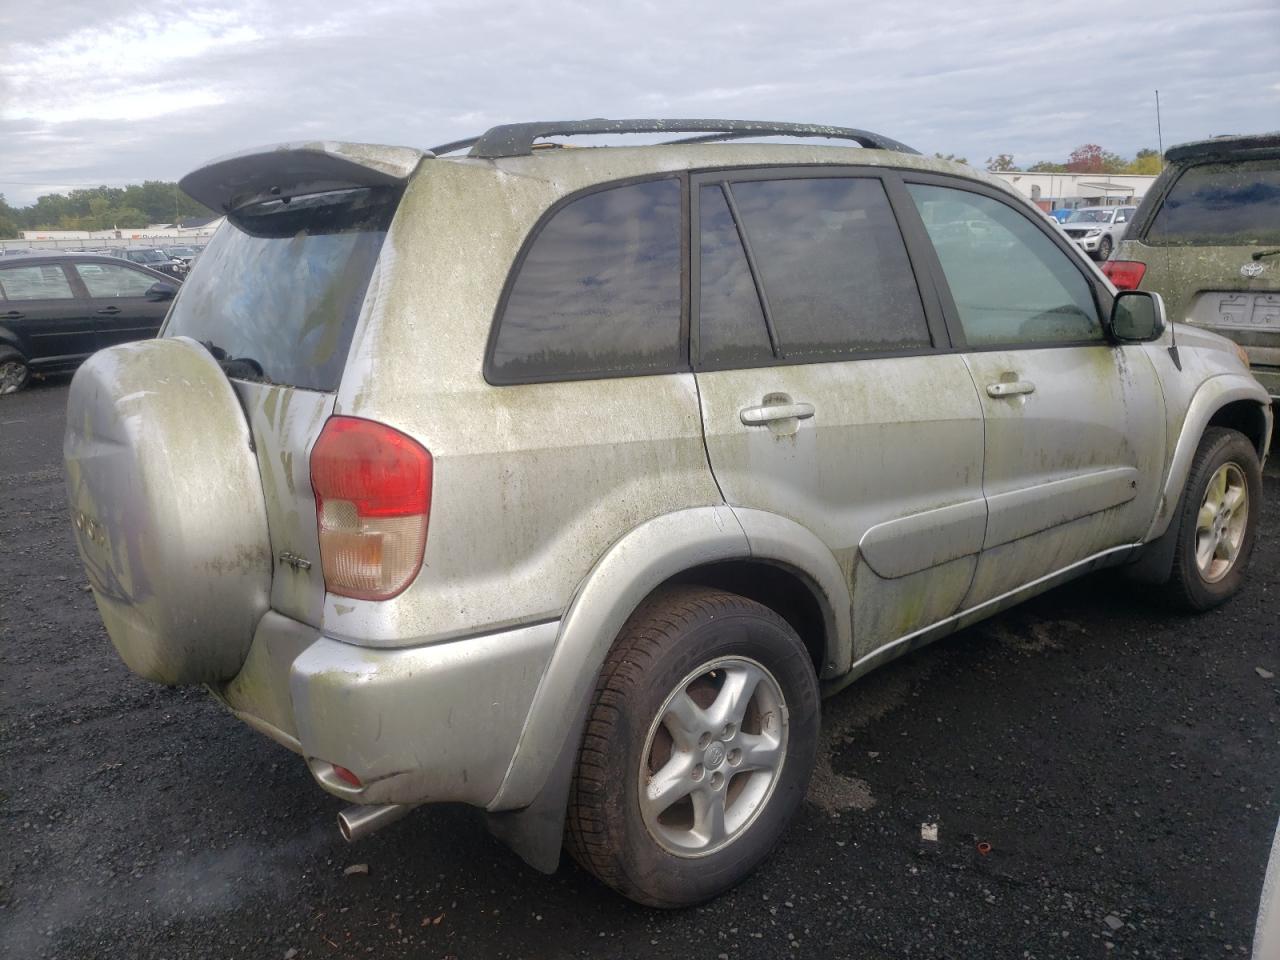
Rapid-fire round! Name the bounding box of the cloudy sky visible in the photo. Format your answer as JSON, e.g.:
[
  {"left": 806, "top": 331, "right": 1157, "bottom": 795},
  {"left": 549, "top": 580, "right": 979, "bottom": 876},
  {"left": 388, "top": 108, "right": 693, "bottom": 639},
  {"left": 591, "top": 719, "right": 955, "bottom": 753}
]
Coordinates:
[{"left": 1, "top": 0, "right": 1277, "bottom": 206}]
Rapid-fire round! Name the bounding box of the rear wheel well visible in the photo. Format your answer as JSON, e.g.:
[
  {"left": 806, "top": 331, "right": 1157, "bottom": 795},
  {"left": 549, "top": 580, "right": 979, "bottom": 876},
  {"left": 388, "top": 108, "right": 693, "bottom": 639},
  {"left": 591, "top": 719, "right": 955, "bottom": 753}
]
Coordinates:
[
  {"left": 1207, "top": 400, "right": 1269, "bottom": 456},
  {"left": 663, "top": 560, "right": 828, "bottom": 675}
]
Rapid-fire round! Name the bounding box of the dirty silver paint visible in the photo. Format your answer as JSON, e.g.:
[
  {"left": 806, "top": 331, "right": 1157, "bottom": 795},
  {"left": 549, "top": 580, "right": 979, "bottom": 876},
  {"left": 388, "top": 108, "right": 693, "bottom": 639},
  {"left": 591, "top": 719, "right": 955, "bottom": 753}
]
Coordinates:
[
  {"left": 67, "top": 139, "right": 1274, "bottom": 858},
  {"left": 288, "top": 620, "right": 558, "bottom": 807},
  {"left": 696, "top": 354, "right": 985, "bottom": 660},
  {"left": 959, "top": 344, "right": 1165, "bottom": 603},
  {"left": 233, "top": 381, "right": 333, "bottom": 628},
  {"left": 63, "top": 337, "right": 272, "bottom": 684}
]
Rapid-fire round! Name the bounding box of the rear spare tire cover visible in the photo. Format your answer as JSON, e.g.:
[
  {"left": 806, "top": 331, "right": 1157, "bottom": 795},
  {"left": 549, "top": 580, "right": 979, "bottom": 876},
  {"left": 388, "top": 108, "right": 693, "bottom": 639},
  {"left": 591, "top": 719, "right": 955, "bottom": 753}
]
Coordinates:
[{"left": 64, "top": 337, "right": 272, "bottom": 684}]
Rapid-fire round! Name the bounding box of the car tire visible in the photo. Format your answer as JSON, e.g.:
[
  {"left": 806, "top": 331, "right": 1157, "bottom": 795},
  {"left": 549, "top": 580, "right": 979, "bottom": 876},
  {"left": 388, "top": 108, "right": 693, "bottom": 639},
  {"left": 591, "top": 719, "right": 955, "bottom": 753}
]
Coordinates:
[
  {"left": 0, "top": 349, "right": 30, "bottom": 395},
  {"left": 1164, "top": 427, "right": 1262, "bottom": 611},
  {"left": 565, "top": 585, "right": 820, "bottom": 908},
  {"left": 1098, "top": 235, "right": 1113, "bottom": 260}
]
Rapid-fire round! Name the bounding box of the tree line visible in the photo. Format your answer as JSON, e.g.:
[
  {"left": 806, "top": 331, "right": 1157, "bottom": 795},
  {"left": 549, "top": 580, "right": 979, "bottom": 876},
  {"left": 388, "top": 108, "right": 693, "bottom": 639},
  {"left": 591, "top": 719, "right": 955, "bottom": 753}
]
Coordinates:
[
  {"left": 0, "top": 182, "right": 216, "bottom": 239},
  {"left": 937, "top": 145, "right": 1163, "bottom": 176}
]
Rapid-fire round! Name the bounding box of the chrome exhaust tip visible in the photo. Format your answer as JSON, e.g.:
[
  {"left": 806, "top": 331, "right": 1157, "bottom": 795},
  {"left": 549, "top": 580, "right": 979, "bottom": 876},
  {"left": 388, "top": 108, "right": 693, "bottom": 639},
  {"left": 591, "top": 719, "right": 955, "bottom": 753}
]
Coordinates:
[{"left": 338, "top": 803, "right": 417, "bottom": 843}]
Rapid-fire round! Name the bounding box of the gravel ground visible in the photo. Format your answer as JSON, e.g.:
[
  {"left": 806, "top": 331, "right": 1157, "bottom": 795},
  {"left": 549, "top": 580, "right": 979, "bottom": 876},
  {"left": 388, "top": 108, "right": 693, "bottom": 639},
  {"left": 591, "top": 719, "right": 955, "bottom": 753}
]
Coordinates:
[{"left": 1, "top": 375, "right": 1277, "bottom": 960}]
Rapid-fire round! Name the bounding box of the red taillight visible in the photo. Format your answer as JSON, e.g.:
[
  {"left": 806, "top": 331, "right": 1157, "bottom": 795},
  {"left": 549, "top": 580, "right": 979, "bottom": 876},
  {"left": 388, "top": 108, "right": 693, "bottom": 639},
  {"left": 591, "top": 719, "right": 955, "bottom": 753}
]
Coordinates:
[
  {"left": 310, "top": 416, "right": 432, "bottom": 601},
  {"left": 1102, "top": 260, "right": 1147, "bottom": 291}
]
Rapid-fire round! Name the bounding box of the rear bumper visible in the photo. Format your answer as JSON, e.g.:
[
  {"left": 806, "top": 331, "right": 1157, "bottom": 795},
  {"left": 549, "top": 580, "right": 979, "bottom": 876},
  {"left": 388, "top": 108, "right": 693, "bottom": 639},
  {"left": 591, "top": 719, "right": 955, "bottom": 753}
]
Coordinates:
[{"left": 215, "top": 610, "right": 558, "bottom": 809}]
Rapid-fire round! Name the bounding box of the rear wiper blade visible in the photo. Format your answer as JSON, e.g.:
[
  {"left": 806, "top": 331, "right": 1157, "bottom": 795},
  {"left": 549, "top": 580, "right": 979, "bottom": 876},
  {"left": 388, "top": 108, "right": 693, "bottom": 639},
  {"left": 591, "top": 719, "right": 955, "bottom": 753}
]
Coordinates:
[
  {"left": 1252, "top": 248, "right": 1280, "bottom": 261},
  {"left": 200, "top": 340, "right": 271, "bottom": 383}
]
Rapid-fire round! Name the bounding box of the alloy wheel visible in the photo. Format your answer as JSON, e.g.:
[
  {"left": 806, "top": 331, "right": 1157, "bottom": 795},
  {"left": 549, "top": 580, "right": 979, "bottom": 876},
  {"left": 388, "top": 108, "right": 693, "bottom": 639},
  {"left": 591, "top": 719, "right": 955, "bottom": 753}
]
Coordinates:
[
  {"left": 0, "top": 360, "right": 28, "bottom": 395},
  {"left": 1195, "top": 461, "right": 1248, "bottom": 583},
  {"left": 638, "top": 656, "right": 788, "bottom": 858}
]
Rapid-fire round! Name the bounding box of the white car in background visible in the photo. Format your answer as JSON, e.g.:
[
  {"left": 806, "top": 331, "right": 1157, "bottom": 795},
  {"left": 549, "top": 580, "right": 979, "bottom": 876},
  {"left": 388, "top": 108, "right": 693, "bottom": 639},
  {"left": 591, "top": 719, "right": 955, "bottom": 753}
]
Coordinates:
[{"left": 1060, "top": 205, "right": 1137, "bottom": 260}]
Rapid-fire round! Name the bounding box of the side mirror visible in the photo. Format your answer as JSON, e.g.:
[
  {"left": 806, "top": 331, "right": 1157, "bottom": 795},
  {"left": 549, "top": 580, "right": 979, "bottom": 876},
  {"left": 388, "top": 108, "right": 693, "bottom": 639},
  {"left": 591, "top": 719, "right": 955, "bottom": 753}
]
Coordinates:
[
  {"left": 1111, "top": 290, "right": 1166, "bottom": 342},
  {"left": 145, "top": 282, "right": 177, "bottom": 301}
]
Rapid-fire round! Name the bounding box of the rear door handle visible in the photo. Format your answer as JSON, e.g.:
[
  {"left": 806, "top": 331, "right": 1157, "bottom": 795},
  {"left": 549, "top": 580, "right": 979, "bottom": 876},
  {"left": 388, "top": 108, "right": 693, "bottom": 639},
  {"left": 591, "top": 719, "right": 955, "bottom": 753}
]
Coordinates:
[
  {"left": 96, "top": 306, "right": 121, "bottom": 315},
  {"left": 740, "top": 401, "right": 816, "bottom": 426},
  {"left": 986, "top": 380, "right": 1036, "bottom": 398},
  {"left": 0, "top": 311, "right": 23, "bottom": 320}
]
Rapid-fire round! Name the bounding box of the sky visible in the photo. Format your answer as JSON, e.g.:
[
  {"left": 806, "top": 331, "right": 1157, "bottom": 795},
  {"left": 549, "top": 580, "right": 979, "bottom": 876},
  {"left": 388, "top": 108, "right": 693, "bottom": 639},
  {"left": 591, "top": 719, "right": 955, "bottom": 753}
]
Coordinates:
[{"left": 0, "top": 0, "right": 1277, "bottom": 207}]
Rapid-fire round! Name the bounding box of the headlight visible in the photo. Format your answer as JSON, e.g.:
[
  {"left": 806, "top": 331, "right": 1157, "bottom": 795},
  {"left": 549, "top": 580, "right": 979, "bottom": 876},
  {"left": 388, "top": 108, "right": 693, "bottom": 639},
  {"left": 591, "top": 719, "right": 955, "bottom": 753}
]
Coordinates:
[{"left": 1086, "top": 229, "right": 1102, "bottom": 237}]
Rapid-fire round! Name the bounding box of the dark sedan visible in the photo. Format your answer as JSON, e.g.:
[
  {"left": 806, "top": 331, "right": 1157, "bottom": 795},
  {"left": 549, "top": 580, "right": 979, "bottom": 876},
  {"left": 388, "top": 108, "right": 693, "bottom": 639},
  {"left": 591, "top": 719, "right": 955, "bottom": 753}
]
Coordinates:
[{"left": 0, "top": 253, "right": 178, "bottom": 394}]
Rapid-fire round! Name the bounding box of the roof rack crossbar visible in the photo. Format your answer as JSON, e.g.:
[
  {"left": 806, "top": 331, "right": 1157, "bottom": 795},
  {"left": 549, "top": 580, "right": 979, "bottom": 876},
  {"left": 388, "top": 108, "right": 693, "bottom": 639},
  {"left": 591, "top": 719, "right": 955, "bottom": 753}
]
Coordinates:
[
  {"left": 452, "top": 119, "right": 918, "bottom": 159},
  {"left": 429, "top": 136, "right": 482, "bottom": 156}
]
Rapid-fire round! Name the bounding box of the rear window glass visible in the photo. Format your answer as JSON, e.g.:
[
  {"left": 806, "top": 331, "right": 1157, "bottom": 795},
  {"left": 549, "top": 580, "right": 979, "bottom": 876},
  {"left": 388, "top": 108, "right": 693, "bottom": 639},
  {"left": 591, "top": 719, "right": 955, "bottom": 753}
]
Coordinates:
[
  {"left": 1145, "top": 159, "right": 1280, "bottom": 246},
  {"left": 164, "top": 187, "right": 397, "bottom": 391},
  {"left": 729, "top": 177, "right": 931, "bottom": 361},
  {"left": 489, "top": 178, "right": 683, "bottom": 383}
]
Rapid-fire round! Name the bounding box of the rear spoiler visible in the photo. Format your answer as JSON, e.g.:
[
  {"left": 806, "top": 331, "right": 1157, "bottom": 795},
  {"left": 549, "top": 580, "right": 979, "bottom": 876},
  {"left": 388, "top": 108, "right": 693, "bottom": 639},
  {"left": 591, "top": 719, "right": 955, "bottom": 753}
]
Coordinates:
[
  {"left": 179, "top": 141, "right": 428, "bottom": 214},
  {"left": 1164, "top": 132, "right": 1280, "bottom": 163}
]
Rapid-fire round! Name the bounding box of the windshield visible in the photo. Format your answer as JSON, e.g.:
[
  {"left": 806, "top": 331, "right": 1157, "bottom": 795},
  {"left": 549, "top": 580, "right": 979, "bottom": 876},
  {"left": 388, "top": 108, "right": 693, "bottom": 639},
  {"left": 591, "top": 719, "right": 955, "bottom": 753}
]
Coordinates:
[
  {"left": 1066, "top": 209, "right": 1113, "bottom": 223},
  {"left": 163, "top": 187, "right": 398, "bottom": 391},
  {"left": 130, "top": 250, "right": 168, "bottom": 263},
  {"left": 1145, "top": 158, "right": 1280, "bottom": 246}
]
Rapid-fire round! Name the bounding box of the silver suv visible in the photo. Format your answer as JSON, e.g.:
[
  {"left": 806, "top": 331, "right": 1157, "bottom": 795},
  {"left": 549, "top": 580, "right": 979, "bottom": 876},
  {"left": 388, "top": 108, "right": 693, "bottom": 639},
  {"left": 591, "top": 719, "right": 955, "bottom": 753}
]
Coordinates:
[
  {"left": 1061, "top": 205, "right": 1137, "bottom": 260},
  {"left": 63, "top": 120, "right": 1271, "bottom": 908}
]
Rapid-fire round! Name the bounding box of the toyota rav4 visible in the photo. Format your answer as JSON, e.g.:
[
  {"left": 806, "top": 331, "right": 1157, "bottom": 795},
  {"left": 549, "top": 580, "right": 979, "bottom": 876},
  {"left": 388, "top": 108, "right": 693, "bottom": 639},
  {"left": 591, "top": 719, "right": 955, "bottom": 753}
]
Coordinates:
[{"left": 64, "top": 119, "right": 1272, "bottom": 907}]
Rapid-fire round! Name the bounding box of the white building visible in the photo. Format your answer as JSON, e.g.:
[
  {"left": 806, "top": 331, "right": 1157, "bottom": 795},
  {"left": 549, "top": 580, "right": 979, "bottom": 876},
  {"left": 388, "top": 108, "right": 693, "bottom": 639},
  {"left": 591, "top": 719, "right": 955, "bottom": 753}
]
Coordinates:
[
  {"left": 991, "top": 172, "right": 1158, "bottom": 212},
  {"left": 4, "top": 217, "right": 224, "bottom": 253}
]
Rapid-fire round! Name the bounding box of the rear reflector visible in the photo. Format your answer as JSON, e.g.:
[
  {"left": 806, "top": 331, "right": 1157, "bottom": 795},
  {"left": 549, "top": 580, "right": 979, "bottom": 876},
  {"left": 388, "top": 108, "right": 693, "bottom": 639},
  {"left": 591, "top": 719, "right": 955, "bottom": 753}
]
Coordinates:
[
  {"left": 332, "top": 764, "right": 362, "bottom": 788},
  {"left": 310, "top": 416, "right": 432, "bottom": 601},
  {"left": 1102, "top": 260, "right": 1147, "bottom": 291}
]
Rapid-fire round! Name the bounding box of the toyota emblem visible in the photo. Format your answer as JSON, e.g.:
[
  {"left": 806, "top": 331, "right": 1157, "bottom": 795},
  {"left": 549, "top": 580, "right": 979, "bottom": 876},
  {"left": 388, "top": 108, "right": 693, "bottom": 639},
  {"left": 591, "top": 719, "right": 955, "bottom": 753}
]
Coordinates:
[{"left": 1241, "top": 261, "right": 1266, "bottom": 279}]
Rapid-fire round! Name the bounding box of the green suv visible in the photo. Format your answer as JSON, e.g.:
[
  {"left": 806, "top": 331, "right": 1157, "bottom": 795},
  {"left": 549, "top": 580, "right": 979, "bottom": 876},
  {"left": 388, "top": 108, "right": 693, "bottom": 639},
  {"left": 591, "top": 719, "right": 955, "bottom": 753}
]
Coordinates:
[{"left": 1107, "top": 132, "right": 1280, "bottom": 398}]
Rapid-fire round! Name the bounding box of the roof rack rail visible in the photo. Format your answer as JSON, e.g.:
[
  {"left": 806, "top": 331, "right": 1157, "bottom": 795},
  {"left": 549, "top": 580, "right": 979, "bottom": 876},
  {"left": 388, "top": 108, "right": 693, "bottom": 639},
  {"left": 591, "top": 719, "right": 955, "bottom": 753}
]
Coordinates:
[{"left": 431, "top": 119, "right": 918, "bottom": 159}]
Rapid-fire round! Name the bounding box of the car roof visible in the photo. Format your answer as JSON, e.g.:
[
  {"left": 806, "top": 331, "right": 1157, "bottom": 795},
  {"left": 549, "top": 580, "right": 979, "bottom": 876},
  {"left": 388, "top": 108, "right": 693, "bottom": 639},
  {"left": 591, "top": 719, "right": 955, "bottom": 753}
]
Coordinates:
[
  {"left": 0, "top": 251, "right": 176, "bottom": 278},
  {"left": 1165, "top": 131, "right": 1280, "bottom": 163}
]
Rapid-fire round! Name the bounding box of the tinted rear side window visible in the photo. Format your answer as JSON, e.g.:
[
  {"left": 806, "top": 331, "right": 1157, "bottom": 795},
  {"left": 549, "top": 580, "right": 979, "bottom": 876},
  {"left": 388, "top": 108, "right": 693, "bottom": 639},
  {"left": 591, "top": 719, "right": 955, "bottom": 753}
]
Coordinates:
[
  {"left": 164, "top": 187, "right": 397, "bottom": 391},
  {"left": 490, "top": 178, "right": 683, "bottom": 383},
  {"left": 1145, "top": 159, "right": 1280, "bottom": 246},
  {"left": 698, "top": 184, "right": 773, "bottom": 367},
  {"left": 729, "top": 178, "right": 930, "bottom": 361}
]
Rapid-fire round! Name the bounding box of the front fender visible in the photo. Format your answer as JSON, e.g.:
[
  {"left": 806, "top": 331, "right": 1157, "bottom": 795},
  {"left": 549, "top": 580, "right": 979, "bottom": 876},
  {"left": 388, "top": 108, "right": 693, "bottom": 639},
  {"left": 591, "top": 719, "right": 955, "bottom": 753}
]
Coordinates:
[
  {"left": 1145, "top": 373, "right": 1272, "bottom": 542},
  {"left": 0, "top": 327, "right": 27, "bottom": 358}
]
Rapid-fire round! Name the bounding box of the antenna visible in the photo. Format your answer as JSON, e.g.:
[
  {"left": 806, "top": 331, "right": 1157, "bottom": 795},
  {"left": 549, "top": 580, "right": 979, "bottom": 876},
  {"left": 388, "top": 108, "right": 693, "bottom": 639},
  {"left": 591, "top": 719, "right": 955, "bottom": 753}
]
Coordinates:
[{"left": 1155, "top": 90, "right": 1165, "bottom": 170}]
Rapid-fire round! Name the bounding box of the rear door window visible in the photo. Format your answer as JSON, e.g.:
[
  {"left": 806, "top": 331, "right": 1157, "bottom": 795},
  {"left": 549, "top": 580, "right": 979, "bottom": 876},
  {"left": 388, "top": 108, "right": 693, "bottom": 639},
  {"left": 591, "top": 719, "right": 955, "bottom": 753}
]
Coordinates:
[
  {"left": 0, "top": 264, "right": 75, "bottom": 300},
  {"left": 1145, "top": 159, "right": 1280, "bottom": 246},
  {"left": 726, "top": 177, "right": 931, "bottom": 361},
  {"left": 697, "top": 184, "right": 774, "bottom": 367},
  {"left": 489, "top": 178, "right": 683, "bottom": 383},
  {"left": 164, "top": 187, "right": 398, "bottom": 391}
]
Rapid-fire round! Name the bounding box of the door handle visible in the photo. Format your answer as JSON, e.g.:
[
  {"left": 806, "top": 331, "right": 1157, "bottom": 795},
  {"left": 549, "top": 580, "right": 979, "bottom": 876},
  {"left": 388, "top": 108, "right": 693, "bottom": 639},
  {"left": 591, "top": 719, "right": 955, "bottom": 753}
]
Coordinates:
[
  {"left": 0, "top": 311, "right": 23, "bottom": 320},
  {"left": 96, "top": 306, "right": 121, "bottom": 315},
  {"left": 740, "top": 401, "right": 816, "bottom": 426},
  {"left": 986, "top": 380, "right": 1036, "bottom": 398}
]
